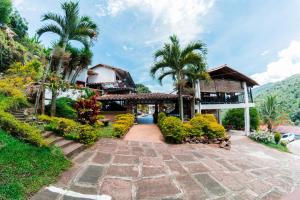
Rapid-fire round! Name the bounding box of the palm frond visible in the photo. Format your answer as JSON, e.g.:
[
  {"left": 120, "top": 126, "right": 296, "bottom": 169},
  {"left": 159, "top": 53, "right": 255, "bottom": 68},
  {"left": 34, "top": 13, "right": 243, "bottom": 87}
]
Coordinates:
[
  {"left": 157, "top": 70, "right": 175, "bottom": 85},
  {"left": 70, "top": 35, "right": 90, "bottom": 48},
  {"left": 181, "top": 41, "right": 207, "bottom": 58},
  {"left": 36, "top": 24, "right": 63, "bottom": 37},
  {"left": 42, "top": 13, "right": 65, "bottom": 29},
  {"left": 150, "top": 61, "right": 170, "bottom": 77}
]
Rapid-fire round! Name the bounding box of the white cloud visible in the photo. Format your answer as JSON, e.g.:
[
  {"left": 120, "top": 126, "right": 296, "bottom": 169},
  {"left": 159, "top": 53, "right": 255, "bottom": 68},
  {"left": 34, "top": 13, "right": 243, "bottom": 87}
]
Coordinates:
[
  {"left": 260, "top": 50, "right": 269, "bottom": 56},
  {"left": 12, "top": 0, "right": 24, "bottom": 7},
  {"left": 251, "top": 41, "right": 300, "bottom": 85},
  {"left": 97, "top": 0, "right": 215, "bottom": 43}
]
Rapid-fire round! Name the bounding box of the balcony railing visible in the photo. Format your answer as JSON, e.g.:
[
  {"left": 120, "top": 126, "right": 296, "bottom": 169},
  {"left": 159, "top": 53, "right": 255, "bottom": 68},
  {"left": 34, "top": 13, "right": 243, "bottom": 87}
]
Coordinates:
[{"left": 200, "top": 92, "right": 253, "bottom": 104}]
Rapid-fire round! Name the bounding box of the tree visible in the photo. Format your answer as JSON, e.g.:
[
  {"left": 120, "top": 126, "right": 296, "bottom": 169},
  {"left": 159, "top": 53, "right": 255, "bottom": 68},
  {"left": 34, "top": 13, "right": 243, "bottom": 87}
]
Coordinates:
[
  {"left": 222, "top": 108, "right": 260, "bottom": 131},
  {"left": 150, "top": 35, "right": 206, "bottom": 120},
  {"left": 36, "top": 1, "right": 98, "bottom": 116},
  {"left": 260, "top": 95, "right": 280, "bottom": 131},
  {"left": 136, "top": 83, "right": 151, "bottom": 93},
  {"left": 8, "top": 10, "right": 28, "bottom": 39},
  {"left": 0, "top": 0, "right": 12, "bottom": 24},
  {"left": 185, "top": 63, "right": 210, "bottom": 117}
]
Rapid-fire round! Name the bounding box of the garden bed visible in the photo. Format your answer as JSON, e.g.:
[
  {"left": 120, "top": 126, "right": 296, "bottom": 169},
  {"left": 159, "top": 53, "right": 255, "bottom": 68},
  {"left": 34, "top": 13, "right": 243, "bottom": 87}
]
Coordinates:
[{"left": 249, "top": 131, "right": 289, "bottom": 153}]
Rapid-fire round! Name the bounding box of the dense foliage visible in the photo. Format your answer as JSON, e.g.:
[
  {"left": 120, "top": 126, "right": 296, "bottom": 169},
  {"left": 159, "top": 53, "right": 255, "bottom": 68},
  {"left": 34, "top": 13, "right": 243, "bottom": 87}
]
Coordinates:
[
  {"left": 254, "top": 74, "right": 300, "bottom": 124},
  {"left": 222, "top": 108, "right": 260, "bottom": 131},
  {"left": 0, "top": 29, "right": 45, "bottom": 72},
  {"left": 0, "top": 129, "right": 70, "bottom": 200},
  {"left": 0, "top": 61, "right": 46, "bottom": 146},
  {"left": 112, "top": 114, "right": 135, "bottom": 137},
  {"left": 46, "top": 97, "right": 76, "bottom": 119},
  {"left": 0, "top": 0, "right": 12, "bottom": 24},
  {"left": 136, "top": 83, "right": 151, "bottom": 93},
  {"left": 158, "top": 113, "right": 226, "bottom": 143},
  {"left": 8, "top": 10, "right": 28, "bottom": 40}
]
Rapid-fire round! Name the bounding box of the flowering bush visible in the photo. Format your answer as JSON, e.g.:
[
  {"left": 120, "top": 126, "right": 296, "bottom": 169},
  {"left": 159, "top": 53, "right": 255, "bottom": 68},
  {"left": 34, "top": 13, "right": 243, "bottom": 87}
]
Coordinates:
[
  {"left": 75, "top": 95, "right": 101, "bottom": 125},
  {"left": 249, "top": 131, "right": 273, "bottom": 143}
]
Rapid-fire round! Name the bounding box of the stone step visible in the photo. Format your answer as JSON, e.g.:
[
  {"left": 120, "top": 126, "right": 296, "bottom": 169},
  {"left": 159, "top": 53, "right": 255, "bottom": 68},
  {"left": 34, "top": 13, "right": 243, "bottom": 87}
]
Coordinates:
[
  {"left": 47, "top": 136, "right": 64, "bottom": 145},
  {"left": 54, "top": 139, "right": 75, "bottom": 148},
  {"left": 42, "top": 131, "right": 54, "bottom": 138},
  {"left": 62, "top": 143, "right": 85, "bottom": 158}
]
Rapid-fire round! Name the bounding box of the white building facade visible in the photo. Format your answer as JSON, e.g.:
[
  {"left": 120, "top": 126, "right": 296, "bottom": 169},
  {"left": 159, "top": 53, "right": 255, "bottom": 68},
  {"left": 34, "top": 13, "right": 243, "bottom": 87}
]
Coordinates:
[{"left": 195, "top": 65, "right": 258, "bottom": 135}]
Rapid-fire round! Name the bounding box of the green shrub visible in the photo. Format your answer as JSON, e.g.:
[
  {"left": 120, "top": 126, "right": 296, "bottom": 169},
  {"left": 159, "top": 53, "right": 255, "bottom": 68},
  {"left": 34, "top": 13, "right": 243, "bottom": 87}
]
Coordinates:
[
  {"left": 280, "top": 140, "right": 288, "bottom": 147},
  {"left": 196, "top": 113, "right": 217, "bottom": 123},
  {"left": 160, "top": 116, "right": 185, "bottom": 143},
  {"left": 38, "top": 115, "right": 99, "bottom": 144},
  {"left": 54, "top": 97, "right": 76, "bottom": 119},
  {"left": 189, "top": 115, "right": 209, "bottom": 137},
  {"left": 274, "top": 132, "right": 281, "bottom": 144},
  {"left": 207, "top": 122, "right": 226, "bottom": 138},
  {"left": 112, "top": 113, "right": 135, "bottom": 137},
  {"left": 157, "top": 112, "right": 166, "bottom": 128},
  {"left": 78, "top": 125, "right": 97, "bottom": 145},
  {"left": 222, "top": 108, "right": 260, "bottom": 131}
]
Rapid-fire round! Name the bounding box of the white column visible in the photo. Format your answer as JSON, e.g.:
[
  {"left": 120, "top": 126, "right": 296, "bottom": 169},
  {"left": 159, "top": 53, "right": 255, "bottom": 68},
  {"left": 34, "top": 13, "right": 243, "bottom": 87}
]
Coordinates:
[
  {"left": 243, "top": 82, "right": 250, "bottom": 136},
  {"left": 197, "top": 80, "right": 202, "bottom": 113}
]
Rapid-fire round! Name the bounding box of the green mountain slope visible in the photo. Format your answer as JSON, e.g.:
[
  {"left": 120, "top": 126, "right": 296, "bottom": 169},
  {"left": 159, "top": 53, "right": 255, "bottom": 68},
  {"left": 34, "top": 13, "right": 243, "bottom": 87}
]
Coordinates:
[{"left": 253, "top": 74, "right": 300, "bottom": 124}]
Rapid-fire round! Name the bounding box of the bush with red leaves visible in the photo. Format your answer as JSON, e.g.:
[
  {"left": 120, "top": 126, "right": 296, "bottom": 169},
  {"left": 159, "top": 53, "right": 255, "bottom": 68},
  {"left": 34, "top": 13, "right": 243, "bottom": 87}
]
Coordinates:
[{"left": 75, "top": 95, "right": 101, "bottom": 125}]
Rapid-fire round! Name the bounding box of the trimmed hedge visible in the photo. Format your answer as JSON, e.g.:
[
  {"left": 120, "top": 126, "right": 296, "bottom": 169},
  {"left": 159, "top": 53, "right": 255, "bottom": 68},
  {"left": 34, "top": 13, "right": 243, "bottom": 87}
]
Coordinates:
[
  {"left": 158, "top": 112, "right": 226, "bottom": 143},
  {"left": 112, "top": 114, "right": 135, "bottom": 137},
  {"left": 160, "top": 116, "right": 185, "bottom": 143},
  {"left": 38, "top": 115, "right": 98, "bottom": 145},
  {"left": 0, "top": 94, "right": 46, "bottom": 147}
]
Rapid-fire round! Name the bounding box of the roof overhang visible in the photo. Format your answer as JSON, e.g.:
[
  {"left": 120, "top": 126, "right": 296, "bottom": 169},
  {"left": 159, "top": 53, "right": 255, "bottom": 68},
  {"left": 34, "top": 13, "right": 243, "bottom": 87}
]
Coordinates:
[
  {"left": 208, "top": 65, "right": 259, "bottom": 87},
  {"left": 97, "top": 93, "right": 192, "bottom": 102}
]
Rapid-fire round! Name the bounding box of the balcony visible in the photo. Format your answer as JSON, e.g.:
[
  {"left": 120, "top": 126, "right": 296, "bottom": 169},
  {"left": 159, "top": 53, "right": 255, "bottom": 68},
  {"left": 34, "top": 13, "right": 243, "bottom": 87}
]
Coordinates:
[{"left": 200, "top": 92, "right": 253, "bottom": 104}]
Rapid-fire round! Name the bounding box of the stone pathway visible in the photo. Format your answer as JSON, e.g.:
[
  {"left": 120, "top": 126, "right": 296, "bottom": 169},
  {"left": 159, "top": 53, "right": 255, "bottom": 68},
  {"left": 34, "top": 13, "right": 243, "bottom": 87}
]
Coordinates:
[
  {"left": 124, "top": 124, "right": 164, "bottom": 143},
  {"left": 32, "top": 136, "right": 300, "bottom": 200}
]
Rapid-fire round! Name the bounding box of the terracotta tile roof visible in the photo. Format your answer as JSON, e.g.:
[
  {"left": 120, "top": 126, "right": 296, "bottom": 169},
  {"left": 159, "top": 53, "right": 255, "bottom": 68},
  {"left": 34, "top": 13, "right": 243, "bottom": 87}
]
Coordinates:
[{"left": 97, "top": 93, "right": 192, "bottom": 101}]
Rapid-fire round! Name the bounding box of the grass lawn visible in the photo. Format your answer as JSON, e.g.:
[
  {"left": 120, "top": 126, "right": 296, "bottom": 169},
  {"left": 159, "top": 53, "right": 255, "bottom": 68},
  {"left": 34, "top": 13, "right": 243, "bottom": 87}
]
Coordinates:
[
  {"left": 96, "top": 125, "right": 116, "bottom": 138},
  {"left": 261, "top": 142, "right": 290, "bottom": 153},
  {"left": 0, "top": 129, "right": 71, "bottom": 200}
]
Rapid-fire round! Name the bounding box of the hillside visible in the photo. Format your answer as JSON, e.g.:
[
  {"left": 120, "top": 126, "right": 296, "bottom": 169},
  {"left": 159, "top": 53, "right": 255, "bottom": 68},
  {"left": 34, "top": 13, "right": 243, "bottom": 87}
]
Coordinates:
[{"left": 253, "top": 74, "right": 300, "bottom": 124}]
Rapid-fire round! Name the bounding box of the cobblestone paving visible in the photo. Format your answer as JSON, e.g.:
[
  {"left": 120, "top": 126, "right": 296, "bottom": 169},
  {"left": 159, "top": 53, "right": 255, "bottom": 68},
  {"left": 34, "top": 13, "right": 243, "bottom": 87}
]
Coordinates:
[{"left": 33, "top": 136, "right": 300, "bottom": 200}]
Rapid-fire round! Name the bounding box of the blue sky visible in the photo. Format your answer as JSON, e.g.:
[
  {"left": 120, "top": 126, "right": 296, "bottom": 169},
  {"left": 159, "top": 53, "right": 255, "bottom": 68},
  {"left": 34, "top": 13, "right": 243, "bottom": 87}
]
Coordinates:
[{"left": 13, "top": 0, "right": 300, "bottom": 91}]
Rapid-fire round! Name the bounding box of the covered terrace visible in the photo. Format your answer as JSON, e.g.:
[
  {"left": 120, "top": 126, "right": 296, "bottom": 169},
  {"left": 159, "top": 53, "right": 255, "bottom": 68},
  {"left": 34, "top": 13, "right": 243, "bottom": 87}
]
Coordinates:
[{"left": 97, "top": 93, "right": 192, "bottom": 123}]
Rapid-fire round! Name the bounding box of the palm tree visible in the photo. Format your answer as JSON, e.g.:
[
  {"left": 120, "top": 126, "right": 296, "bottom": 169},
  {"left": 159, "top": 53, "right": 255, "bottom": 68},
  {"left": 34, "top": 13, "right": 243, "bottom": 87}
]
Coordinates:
[
  {"left": 260, "top": 95, "right": 280, "bottom": 131},
  {"left": 150, "top": 35, "right": 207, "bottom": 120},
  {"left": 185, "top": 63, "right": 210, "bottom": 117},
  {"left": 36, "top": 1, "right": 98, "bottom": 116},
  {"left": 70, "top": 47, "right": 93, "bottom": 84}
]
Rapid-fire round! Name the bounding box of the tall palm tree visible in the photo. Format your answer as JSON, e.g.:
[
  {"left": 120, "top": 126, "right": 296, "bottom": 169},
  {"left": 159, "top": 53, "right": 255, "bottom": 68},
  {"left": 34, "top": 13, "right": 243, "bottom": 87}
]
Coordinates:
[
  {"left": 36, "top": 1, "right": 98, "bottom": 116},
  {"left": 185, "top": 63, "right": 210, "bottom": 117},
  {"left": 260, "top": 95, "right": 280, "bottom": 131},
  {"left": 150, "top": 35, "right": 207, "bottom": 121}
]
